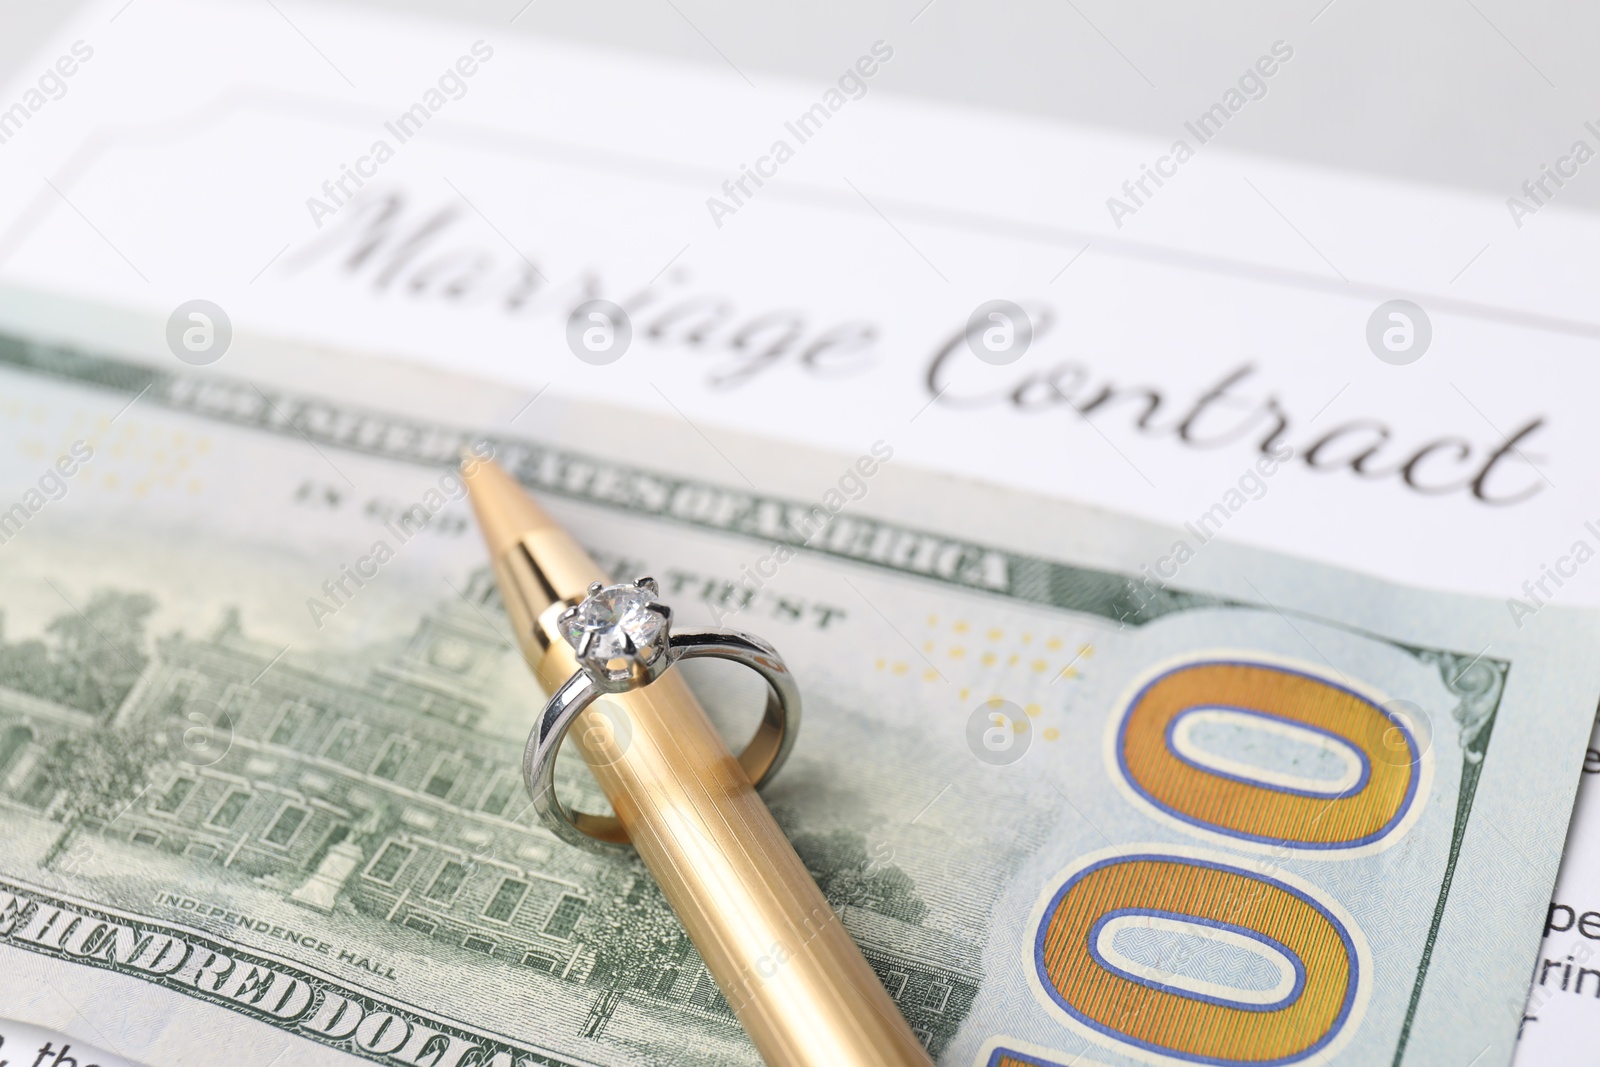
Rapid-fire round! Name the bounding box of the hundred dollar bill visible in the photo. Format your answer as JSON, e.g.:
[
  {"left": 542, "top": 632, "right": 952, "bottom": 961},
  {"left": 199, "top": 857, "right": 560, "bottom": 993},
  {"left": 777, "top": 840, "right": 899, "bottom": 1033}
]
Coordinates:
[{"left": 0, "top": 289, "right": 1594, "bottom": 1067}]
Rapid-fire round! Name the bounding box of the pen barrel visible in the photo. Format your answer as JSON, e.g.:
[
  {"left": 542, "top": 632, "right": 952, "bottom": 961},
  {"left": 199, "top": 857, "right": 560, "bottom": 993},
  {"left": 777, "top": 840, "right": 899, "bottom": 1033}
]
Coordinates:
[
  {"left": 472, "top": 483, "right": 933, "bottom": 1067},
  {"left": 532, "top": 648, "right": 932, "bottom": 1067}
]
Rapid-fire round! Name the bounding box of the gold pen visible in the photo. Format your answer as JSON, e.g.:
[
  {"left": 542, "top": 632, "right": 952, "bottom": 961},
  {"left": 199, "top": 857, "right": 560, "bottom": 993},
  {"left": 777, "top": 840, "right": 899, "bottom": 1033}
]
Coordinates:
[{"left": 461, "top": 457, "right": 935, "bottom": 1067}]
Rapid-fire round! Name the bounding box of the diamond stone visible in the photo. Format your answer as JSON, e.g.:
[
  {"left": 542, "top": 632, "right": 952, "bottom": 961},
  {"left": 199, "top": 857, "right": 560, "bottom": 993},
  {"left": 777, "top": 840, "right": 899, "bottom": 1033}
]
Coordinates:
[{"left": 560, "top": 583, "right": 664, "bottom": 662}]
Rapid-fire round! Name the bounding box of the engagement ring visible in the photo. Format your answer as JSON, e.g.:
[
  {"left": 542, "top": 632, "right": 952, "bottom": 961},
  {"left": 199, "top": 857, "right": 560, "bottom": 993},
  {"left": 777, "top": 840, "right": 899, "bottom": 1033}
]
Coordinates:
[{"left": 524, "top": 578, "right": 801, "bottom": 851}]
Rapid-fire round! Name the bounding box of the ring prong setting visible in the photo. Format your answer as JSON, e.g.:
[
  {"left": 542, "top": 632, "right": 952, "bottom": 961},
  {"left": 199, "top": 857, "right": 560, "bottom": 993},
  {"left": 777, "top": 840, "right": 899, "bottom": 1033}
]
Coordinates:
[{"left": 559, "top": 578, "right": 672, "bottom": 691}]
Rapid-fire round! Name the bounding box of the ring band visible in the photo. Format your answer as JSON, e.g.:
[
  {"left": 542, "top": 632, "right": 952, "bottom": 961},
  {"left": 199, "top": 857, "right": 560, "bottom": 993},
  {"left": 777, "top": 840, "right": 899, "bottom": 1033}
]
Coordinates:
[{"left": 524, "top": 627, "right": 801, "bottom": 851}]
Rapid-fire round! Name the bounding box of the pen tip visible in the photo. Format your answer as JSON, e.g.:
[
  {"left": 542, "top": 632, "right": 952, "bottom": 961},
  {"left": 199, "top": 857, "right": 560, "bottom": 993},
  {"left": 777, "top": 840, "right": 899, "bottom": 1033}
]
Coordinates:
[{"left": 461, "top": 455, "right": 556, "bottom": 559}]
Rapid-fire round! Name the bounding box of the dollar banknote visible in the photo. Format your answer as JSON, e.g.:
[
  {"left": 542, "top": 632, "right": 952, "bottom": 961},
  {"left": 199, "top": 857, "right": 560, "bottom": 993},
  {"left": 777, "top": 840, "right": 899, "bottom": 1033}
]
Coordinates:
[{"left": 0, "top": 290, "right": 1595, "bottom": 1067}]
